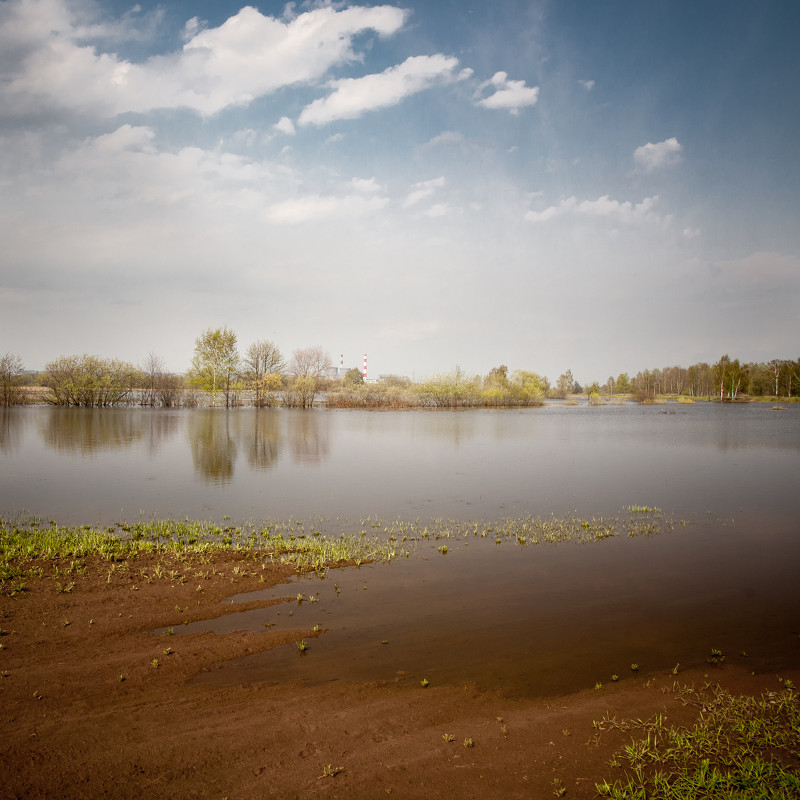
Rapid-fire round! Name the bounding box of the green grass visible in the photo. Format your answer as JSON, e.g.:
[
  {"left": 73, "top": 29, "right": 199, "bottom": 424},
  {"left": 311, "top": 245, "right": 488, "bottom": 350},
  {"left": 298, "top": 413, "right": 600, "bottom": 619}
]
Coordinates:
[
  {"left": 594, "top": 681, "right": 800, "bottom": 799},
  {"left": 0, "top": 514, "right": 401, "bottom": 595}
]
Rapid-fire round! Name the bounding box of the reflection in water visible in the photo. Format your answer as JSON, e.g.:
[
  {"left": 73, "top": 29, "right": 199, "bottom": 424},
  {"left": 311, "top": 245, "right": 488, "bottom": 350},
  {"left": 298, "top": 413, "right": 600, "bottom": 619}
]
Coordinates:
[
  {"left": 245, "top": 411, "right": 281, "bottom": 470},
  {"left": 287, "top": 411, "right": 329, "bottom": 465},
  {"left": 187, "top": 410, "right": 237, "bottom": 483},
  {"left": 39, "top": 408, "right": 145, "bottom": 454},
  {"left": 0, "top": 409, "right": 22, "bottom": 454},
  {"left": 142, "top": 412, "right": 180, "bottom": 457}
]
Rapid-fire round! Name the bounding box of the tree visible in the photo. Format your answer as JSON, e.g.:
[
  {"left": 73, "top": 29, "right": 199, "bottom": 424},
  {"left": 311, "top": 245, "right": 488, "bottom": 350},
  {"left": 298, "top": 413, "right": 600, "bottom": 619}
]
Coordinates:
[
  {"left": 189, "top": 327, "right": 240, "bottom": 407},
  {"left": 767, "top": 359, "right": 786, "bottom": 397},
  {"left": 615, "top": 373, "right": 631, "bottom": 394},
  {"left": 712, "top": 354, "right": 746, "bottom": 400},
  {"left": 0, "top": 353, "right": 26, "bottom": 406},
  {"left": 289, "top": 346, "right": 331, "bottom": 378},
  {"left": 343, "top": 367, "right": 364, "bottom": 387},
  {"left": 141, "top": 352, "right": 163, "bottom": 407},
  {"left": 243, "top": 340, "right": 285, "bottom": 407},
  {"left": 554, "top": 370, "right": 574, "bottom": 399},
  {"left": 42, "top": 354, "right": 141, "bottom": 406}
]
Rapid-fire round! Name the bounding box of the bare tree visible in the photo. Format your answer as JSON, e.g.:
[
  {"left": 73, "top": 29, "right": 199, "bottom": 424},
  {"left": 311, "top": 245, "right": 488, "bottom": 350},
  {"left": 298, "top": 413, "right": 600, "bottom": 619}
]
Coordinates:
[
  {"left": 0, "top": 353, "right": 26, "bottom": 406},
  {"left": 289, "top": 346, "right": 331, "bottom": 378},
  {"left": 284, "top": 346, "right": 331, "bottom": 409}
]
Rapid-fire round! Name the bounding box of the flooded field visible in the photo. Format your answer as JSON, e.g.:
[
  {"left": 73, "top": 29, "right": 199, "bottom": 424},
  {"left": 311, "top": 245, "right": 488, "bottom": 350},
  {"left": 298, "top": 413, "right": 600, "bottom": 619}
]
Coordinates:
[{"left": 3, "top": 402, "right": 799, "bottom": 696}]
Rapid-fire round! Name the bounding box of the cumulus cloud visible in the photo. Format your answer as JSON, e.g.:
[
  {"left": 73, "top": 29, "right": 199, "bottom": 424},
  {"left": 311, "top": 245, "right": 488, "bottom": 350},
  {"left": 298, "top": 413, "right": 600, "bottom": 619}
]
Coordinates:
[
  {"left": 634, "top": 137, "right": 682, "bottom": 172},
  {"left": 0, "top": 1, "right": 409, "bottom": 117},
  {"left": 274, "top": 116, "right": 296, "bottom": 136},
  {"left": 403, "top": 176, "right": 446, "bottom": 208},
  {"left": 578, "top": 79, "right": 595, "bottom": 91},
  {"left": 525, "top": 195, "right": 660, "bottom": 225},
  {"left": 475, "top": 71, "right": 539, "bottom": 114},
  {"left": 297, "top": 54, "right": 461, "bottom": 127}
]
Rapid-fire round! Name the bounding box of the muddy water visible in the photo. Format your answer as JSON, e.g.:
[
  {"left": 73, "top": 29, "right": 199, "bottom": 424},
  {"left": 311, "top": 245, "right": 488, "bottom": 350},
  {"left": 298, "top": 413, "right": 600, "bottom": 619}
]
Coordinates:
[
  {"left": 180, "top": 511, "right": 800, "bottom": 698},
  {"left": 3, "top": 402, "right": 800, "bottom": 697}
]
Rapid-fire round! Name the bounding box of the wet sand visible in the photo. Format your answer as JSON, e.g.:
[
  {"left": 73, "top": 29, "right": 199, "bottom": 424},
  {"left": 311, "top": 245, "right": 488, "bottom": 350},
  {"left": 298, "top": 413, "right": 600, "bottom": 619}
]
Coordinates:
[{"left": 3, "top": 550, "right": 798, "bottom": 799}]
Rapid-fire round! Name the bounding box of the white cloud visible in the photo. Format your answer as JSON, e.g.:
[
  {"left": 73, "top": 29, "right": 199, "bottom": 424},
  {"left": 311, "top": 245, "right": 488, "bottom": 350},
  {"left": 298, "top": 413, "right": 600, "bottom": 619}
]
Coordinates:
[
  {"left": 578, "top": 79, "right": 595, "bottom": 92},
  {"left": 403, "top": 176, "right": 445, "bottom": 208},
  {"left": 274, "top": 116, "right": 296, "bottom": 135},
  {"left": 297, "top": 54, "right": 461, "bottom": 127},
  {"left": 525, "top": 195, "right": 660, "bottom": 225},
  {"left": 425, "top": 203, "right": 449, "bottom": 218},
  {"left": 475, "top": 71, "right": 539, "bottom": 114},
  {"left": 265, "top": 193, "right": 389, "bottom": 224},
  {"left": 350, "top": 177, "right": 383, "bottom": 193},
  {"left": 0, "top": 2, "right": 409, "bottom": 117},
  {"left": 634, "top": 137, "right": 682, "bottom": 172}
]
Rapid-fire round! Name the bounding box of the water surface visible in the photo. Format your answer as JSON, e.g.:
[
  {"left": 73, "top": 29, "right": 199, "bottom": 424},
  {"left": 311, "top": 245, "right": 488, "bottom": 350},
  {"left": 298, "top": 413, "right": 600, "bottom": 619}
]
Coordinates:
[{"left": 3, "top": 402, "right": 799, "bottom": 696}]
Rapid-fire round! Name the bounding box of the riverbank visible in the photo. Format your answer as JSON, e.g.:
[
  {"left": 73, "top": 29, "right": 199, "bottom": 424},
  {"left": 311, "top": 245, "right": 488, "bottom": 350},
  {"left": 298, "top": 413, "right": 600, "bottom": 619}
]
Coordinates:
[{"left": 2, "top": 548, "right": 798, "bottom": 799}]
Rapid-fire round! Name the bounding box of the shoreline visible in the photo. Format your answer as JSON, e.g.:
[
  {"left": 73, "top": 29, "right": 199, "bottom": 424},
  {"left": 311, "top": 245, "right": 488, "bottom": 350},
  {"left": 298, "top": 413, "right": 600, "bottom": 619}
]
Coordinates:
[{"left": 2, "top": 549, "right": 798, "bottom": 798}]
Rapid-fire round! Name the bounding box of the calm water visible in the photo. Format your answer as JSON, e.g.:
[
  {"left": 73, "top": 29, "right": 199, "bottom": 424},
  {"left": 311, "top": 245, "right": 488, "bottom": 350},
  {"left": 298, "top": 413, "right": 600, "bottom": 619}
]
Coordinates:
[{"left": 3, "top": 402, "right": 800, "bottom": 696}]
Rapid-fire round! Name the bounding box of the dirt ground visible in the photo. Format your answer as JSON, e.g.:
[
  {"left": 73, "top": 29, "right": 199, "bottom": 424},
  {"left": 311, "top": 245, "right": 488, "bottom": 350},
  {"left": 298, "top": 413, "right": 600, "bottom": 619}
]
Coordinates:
[{"left": 2, "top": 551, "right": 797, "bottom": 800}]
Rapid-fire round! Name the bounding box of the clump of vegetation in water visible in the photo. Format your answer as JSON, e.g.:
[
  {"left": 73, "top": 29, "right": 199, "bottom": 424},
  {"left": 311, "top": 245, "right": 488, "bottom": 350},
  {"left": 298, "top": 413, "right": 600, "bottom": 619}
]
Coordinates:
[{"left": 594, "top": 681, "right": 800, "bottom": 799}]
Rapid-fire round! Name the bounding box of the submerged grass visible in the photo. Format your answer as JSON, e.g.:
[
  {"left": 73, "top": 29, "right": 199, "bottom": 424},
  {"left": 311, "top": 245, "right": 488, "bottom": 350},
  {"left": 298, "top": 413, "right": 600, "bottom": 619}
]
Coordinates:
[
  {"left": 594, "top": 681, "right": 800, "bottom": 799},
  {"left": 1, "top": 505, "right": 700, "bottom": 596},
  {"left": 0, "top": 514, "right": 399, "bottom": 595}
]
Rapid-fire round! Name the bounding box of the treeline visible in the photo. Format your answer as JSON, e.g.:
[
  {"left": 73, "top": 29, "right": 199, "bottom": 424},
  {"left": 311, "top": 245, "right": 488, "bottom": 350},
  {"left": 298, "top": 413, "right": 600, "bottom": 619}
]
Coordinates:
[
  {"left": 1, "top": 334, "right": 798, "bottom": 409},
  {"left": 619, "top": 355, "right": 800, "bottom": 402}
]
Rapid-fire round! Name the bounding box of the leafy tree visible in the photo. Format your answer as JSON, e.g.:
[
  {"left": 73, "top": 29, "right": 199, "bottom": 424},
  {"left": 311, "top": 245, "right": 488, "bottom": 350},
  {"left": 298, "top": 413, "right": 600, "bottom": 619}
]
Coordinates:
[
  {"left": 343, "top": 367, "right": 364, "bottom": 387},
  {"left": 42, "top": 354, "right": 142, "bottom": 406},
  {"left": 554, "top": 370, "right": 574, "bottom": 399},
  {"left": 243, "top": 340, "right": 285, "bottom": 407},
  {"left": 712, "top": 354, "right": 746, "bottom": 400},
  {"left": 189, "top": 327, "right": 240, "bottom": 407},
  {"left": 615, "top": 373, "right": 631, "bottom": 394},
  {"left": 0, "top": 353, "right": 26, "bottom": 406}
]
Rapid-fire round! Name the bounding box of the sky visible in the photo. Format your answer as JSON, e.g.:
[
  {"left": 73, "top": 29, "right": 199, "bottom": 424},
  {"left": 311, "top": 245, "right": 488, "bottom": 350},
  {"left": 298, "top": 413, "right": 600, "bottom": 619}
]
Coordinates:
[{"left": 1, "top": 0, "right": 799, "bottom": 384}]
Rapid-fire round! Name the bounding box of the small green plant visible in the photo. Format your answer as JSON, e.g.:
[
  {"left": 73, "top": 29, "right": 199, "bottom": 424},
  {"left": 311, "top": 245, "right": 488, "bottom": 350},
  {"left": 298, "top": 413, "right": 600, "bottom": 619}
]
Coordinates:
[
  {"left": 630, "top": 663, "right": 639, "bottom": 672},
  {"left": 611, "top": 674, "right": 620, "bottom": 682},
  {"left": 551, "top": 777, "right": 567, "bottom": 797},
  {"left": 463, "top": 737, "right": 474, "bottom": 748},
  {"left": 595, "top": 681, "right": 603, "bottom": 690},
  {"left": 163, "top": 647, "right": 172, "bottom": 655},
  {"left": 319, "top": 764, "right": 343, "bottom": 779},
  {"left": 442, "top": 733, "right": 455, "bottom": 743},
  {"left": 296, "top": 640, "right": 307, "bottom": 653},
  {"left": 313, "top": 625, "right": 320, "bottom": 633},
  {"left": 152, "top": 658, "right": 159, "bottom": 668},
  {"left": 420, "top": 678, "right": 429, "bottom": 688}
]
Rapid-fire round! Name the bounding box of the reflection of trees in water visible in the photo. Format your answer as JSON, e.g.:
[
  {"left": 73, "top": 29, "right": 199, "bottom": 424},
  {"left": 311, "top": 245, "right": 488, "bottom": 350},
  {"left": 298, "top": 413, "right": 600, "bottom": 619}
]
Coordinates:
[
  {"left": 0, "top": 409, "right": 23, "bottom": 454},
  {"left": 288, "top": 411, "right": 329, "bottom": 465},
  {"left": 142, "top": 411, "right": 180, "bottom": 456},
  {"left": 187, "top": 410, "right": 237, "bottom": 483},
  {"left": 39, "top": 408, "right": 144, "bottom": 454},
  {"left": 246, "top": 410, "right": 281, "bottom": 470}
]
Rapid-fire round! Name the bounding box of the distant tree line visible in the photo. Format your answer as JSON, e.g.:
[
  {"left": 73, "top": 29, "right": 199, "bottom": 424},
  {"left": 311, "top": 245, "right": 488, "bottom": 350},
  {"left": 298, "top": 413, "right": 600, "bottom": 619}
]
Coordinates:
[
  {"left": 1, "top": 337, "right": 798, "bottom": 408},
  {"left": 621, "top": 356, "right": 800, "bottom": 403}
]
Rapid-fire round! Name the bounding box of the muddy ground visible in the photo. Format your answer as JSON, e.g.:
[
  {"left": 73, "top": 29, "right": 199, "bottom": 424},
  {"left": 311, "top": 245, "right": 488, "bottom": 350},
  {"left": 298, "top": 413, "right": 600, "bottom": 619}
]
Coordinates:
[{"left": 2, "top": 551, "right": 796, "bottom": 799}]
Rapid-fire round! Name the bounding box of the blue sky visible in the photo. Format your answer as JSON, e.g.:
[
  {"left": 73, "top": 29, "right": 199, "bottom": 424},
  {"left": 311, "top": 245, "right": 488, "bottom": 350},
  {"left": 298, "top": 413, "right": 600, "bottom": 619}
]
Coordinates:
[{"left": 1, "top": 0, "right": 798, "bottom": 384}]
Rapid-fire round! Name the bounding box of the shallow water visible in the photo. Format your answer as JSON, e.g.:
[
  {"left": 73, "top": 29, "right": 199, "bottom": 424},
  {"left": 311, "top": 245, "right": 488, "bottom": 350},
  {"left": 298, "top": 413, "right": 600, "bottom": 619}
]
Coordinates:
[{"left": 3, "top": 402, "right": 799, "bottom": 696}]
